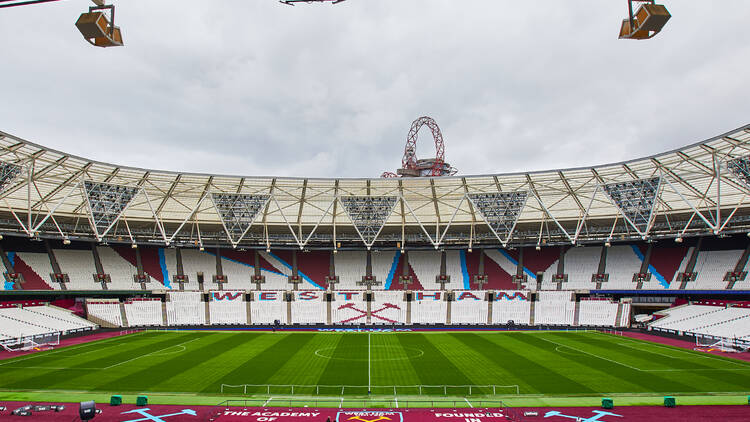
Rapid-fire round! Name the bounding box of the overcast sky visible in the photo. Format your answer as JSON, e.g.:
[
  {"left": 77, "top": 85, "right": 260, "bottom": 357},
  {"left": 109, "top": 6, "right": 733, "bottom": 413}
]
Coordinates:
[{"left": 0, "top": 0, "right": 747, "bottom": 178}]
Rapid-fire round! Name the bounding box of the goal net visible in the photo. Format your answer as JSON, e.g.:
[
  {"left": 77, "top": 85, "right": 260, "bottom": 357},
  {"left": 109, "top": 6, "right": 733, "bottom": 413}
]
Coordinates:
[
  {"left": 695, "top": 336, "right": 750, "bottom": 353},
  {"left": 0, "top": 333, "right": 60, "bottom": 352}
]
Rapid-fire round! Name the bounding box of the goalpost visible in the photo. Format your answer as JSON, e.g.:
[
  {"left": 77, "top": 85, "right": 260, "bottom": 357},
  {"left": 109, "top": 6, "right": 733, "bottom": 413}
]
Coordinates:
[
  {"left": 0, "top": 333, "right": 60, "bottom": 352},
  {"left": 695, "top": 335, "right": 750, "bottom": 353}
]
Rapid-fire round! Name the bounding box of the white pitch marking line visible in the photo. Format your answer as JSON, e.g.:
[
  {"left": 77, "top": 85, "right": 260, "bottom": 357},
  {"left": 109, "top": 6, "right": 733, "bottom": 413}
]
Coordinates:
[
  {"left": 0, "top": 331, "right": 146, "bottom": 367},
  {"left": 537, "top": 335, "right": 643, "bottom": 371},
  {"left": 262, "top": 397, "right": 273, "bottom": 407},
  {"left": 464, "top": 398, "right": 473, "bottom": 408},
  {"left": 368, "top": 331, "right": 371, "bottom": 393},
  {"left": 609, "top": 334, "right": 750, "bottom": 368},
  {"left": 394, "top": 397, "right": 398, "bottom": 409},
  {"left": 339, "top": 397, "right": 344, "bottom": 408},
  {"left": 103, "top": 337, "right": 201, "bottom": 370}
]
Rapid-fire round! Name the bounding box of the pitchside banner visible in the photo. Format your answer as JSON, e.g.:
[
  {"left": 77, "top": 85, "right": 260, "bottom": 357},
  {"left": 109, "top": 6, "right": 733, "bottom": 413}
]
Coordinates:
[{"left": 217, "top": 409, "right": 509, "bottom": 422}]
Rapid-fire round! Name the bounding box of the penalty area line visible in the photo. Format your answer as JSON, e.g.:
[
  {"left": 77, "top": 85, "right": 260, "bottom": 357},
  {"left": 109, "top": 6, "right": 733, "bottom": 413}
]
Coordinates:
[{"left": 103, "top": 337, "right": 200, "bottom": 370}]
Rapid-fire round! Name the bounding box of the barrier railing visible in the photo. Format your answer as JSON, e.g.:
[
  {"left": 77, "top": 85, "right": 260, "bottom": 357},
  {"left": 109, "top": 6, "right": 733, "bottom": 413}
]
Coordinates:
[{"left": 220, "top": 384, "right": 520, "bottom": 396}]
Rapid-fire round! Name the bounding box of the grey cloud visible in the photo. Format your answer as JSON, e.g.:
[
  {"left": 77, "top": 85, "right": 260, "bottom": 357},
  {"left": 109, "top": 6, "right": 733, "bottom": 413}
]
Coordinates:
[{"left": 0, "top": 0, "right": 747, "bottom": 178}]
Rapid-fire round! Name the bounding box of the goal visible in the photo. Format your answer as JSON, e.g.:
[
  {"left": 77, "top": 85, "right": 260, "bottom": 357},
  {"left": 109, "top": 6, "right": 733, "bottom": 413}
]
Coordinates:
[
  {"left": 695, "top": 336, "right": 750, "bottom": 353},
  {"left": 0, "top": 333, "right": 60, "bottom": 352}
]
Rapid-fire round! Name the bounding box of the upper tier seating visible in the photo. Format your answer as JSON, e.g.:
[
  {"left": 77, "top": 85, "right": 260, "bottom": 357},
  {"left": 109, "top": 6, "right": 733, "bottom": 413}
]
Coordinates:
[
  {"left": 3, "top": 234, "right": 749, "bottom": 291},
  {"left": 605, "top": 246, "right": 642, "bottom": 288},
  {"left": 692, "top": 250, "right": 742, "bottom": 289},
  {"left": 564, "top": 246, "right": 601, "bottom": 289},
  {"left": 179, "top": 249, "right": 216, "bottom": 291},
  {"left": 218, "top": 257, "right": 252, "bottom": 290},
  {"left": 98, "top": 247, "right": 142, "bottom": 290},
  {"left": 256, "top": 251, "right": 297, "bottom": 290},
  {"left": 333, "top": 251, "right": 366, "bottom": 290},
  {"left": 14, "top": 252, "right": 55, "bottom": 289},
  {"left": 55, "top": 249, "right": 98, "bottom": 290}
]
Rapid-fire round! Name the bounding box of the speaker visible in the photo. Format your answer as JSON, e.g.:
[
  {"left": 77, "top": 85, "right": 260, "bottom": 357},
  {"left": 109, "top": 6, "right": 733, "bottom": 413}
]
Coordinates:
[{"left": 79, "top": 401, "right": 97, "bottom": 420}]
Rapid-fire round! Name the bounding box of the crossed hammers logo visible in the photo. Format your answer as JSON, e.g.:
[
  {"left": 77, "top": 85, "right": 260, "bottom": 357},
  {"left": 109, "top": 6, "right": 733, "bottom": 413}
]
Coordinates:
[{"left": 337, "top": 303, "right": 400, "bottom": 324}]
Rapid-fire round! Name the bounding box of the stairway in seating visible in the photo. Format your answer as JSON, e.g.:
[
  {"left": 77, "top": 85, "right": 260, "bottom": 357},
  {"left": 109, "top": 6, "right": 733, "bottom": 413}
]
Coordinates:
[
  {"left": 119, "top": 303, "right": 129, "bottom": 327},
  {"left": 572, "top": 301, "right": 581, "bottom": 326},
  {"left": 614, "top": 303, "right": 624, "bottom": 327}
]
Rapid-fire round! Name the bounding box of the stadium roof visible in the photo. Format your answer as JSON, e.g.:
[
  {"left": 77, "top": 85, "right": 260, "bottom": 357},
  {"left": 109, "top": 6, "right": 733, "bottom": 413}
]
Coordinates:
[{"left": 1, "top": 124, "right": 749, "bottom": 249}]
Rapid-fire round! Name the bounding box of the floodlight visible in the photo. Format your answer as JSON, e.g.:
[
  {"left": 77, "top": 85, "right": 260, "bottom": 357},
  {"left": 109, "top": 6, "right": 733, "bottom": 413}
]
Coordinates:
[
  {"left": 619, "top": 0, "right": 670, "bottom": 40},
  {"left": 75, "top": 2, "right": 123, "bottom": 47}
]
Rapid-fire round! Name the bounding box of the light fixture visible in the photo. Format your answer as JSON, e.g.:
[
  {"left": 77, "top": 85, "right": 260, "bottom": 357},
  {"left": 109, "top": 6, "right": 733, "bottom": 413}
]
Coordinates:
[
  {"left": 75, "top": 2, "right": 123, "bottom": 47},
  {"left": 675, "top": 237, "right": 683, "bottom": 243},
  {"left": 618, "top": 0, "right": 671, "bottom": 40}
]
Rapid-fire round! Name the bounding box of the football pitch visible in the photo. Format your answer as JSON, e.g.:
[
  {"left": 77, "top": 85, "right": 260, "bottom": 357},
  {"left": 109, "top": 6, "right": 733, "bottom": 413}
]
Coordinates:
[{"left": 0, "top": 330, "right": 749, "bottom": 400}]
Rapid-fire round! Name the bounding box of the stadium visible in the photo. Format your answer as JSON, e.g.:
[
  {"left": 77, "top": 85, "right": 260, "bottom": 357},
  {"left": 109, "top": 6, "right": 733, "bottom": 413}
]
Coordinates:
[{"left": 1, "top": 1, "right": 750, "bottom": 421}]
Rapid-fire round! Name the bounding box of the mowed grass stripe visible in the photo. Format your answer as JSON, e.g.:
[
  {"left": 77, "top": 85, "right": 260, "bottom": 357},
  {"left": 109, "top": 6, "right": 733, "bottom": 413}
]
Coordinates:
[
  {"left": 90, "top": 333, "right": 241, "bottom": 392},
  {"left": 317, "top": 333, "right": 368, "bottom": 390},
  {"left": 429, "top": 333, "right": 525, "bottom": 395},
  {"left": 454, "top": 333, "right": 594, "bottom": 395},
  {"left": 267, "top": 332, "right": 343, "bottom": 388},
  {"left": 558, "top": 332, "right": 726, "bottom": 370},
  {"left": 598, "top": 332, "right": 750, "bottom": 368},
  {"left": 3, "top": 331, "right": 750, "bottom": 397},
  {"left": 202, "top": 333, "right": 315, "bottom": 394},
  {"left": 0, "top": 332, "right": 150, "bottom": 367},
  {"left": 538, "top": 332, "right": 715, "bottom": 393},
  {"left": 151, "top": 333, "right": 265, "bottom": 393},
  {"left": 592, "top": 334, "right": 750, "bottom": 391},
  {"left": 506, "top": 332, "right": 658, "bottom": 394},
  {"left": 370, "top": 333, "right": 421, "bottom": 390},
  {"left": 0, "top": 332, "right": 199, "bottom": 390},
  {"left": 397, "top": 333, "right": 472, "bottom": 387}
]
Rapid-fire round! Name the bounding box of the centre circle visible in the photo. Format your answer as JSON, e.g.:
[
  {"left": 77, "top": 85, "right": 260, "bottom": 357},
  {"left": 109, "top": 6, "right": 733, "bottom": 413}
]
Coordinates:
[{"left": 314, "top": 345, "right": 424, "bottom": 361}]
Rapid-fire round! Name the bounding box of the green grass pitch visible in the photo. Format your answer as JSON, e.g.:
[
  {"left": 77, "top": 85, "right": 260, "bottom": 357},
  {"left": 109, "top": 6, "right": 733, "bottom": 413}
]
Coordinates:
[{"left": 0, "top": 330, "right": 749, "bottom": 399}]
